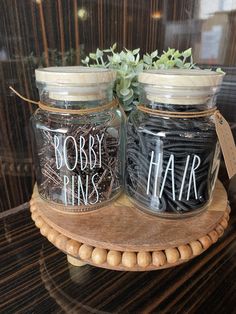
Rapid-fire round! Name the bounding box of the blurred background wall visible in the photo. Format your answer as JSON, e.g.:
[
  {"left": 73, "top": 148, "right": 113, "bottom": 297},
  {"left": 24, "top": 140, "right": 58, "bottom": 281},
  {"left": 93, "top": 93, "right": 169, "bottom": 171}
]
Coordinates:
[{"left": 0, "top": 0, "right": 236, "bottom": 211}]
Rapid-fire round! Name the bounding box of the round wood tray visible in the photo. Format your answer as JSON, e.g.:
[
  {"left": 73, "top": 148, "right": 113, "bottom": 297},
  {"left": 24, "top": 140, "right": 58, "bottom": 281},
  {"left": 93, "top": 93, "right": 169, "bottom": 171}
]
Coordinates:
[{"left": 30, "top": 180, "right": 230, "bottom": 271}]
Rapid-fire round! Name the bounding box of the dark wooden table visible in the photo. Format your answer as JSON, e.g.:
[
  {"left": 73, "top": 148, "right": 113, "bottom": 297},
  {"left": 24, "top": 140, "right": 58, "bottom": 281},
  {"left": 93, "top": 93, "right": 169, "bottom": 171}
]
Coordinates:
[{"left": 1, "top": 178, "right": 236, "bottom": 314}]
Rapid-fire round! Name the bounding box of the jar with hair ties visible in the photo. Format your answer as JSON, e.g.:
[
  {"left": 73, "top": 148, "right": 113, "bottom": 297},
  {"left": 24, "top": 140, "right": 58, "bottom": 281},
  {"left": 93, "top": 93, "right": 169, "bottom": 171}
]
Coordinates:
[
  {"left": 31, "top": 66, "right": 125, "bottom": 212},
  {"left": 125, "top": 69, "right": 224, "bottom": 218}
]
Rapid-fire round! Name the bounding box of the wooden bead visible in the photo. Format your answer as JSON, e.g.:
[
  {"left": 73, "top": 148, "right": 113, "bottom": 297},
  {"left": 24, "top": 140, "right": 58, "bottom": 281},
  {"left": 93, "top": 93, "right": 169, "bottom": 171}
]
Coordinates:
[
  {"left": 47, "top": 229, "right": 59, "bottom": 243},
  {"left": 30, "top": 204, "right": 37, "bottom": 213},
  {"left": 31, "top": 211, "right": 39, "bottom": 221},
  {"left": 152, "top": 251, "right": 167, "bottom": 267},
  {"left": 190, "top": 241, "right": 203, "bottom": 256},
  {"left": 29, "top": 199, "right": 35, "bottom": 207},
  {"left": 66, "top": 240, "right": 81, "bottom": 257},
  {"left": 208, "top": 230, "right": 219, "bottom": 243},
  {"left": 220, "top": 218, "right": 228, "bottom": 229},
  {"left": 137, "top": 252, "right": 152, "bottom": 267},
  {"left": 178, "top": 245, "right": 192, "bottom": 260},
  {"left": 165, "top": 248, "right": 180, "bottom": 264},
  {"left": 55, "top": 234, "right": 68, "bottom": 250},
  {"left": 40, "top": 224, "right": 51, "bottom": 237},
  {"left": 107, "top": 250, "right": 122, "bottom": 266},
  {"left": 91, "top": 248, "right": 107, "bottom": 265},
  {"left": 35, "top": 217, "right": 44, "bottom": 228},
  {"left": 226, "top": 206, "right": 231, "bottom": 214},
  {"left": 215, "top": 225, "right": 224, "bottom": 237},
  {"left": 224, "top": 213, "right": 230, "bottom": 222},
  {"left": 79, "top": 244, "right": 93, "bottom": 260},
  {"left": 198, "top": 235, "right": 212, "bottom": 250},
  {"left": 122, "top": 252, "right": 137, "bottom": 268}
]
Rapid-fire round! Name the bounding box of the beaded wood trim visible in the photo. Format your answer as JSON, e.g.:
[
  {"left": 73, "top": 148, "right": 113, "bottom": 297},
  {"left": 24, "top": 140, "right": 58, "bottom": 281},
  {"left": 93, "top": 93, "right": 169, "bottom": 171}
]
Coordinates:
[{"left": 30, "top": 198, "right": 230, "bottom": 271}]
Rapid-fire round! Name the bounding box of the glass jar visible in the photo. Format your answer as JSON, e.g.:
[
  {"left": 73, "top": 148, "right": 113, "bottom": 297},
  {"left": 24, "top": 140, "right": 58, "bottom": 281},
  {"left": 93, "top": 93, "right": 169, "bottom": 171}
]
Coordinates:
[
  {"left": 31, "top": 66, "right": 125, "bottom": 212},
  {"left": 125, "top": 69, "right": 224, "bottom": 218}
]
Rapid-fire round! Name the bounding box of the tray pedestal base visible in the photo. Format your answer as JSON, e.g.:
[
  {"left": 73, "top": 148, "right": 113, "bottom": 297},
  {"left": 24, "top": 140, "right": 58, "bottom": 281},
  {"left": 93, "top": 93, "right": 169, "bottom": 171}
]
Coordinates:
[{"left": 67, "top": 255, "right": 87, "bottom": 267}]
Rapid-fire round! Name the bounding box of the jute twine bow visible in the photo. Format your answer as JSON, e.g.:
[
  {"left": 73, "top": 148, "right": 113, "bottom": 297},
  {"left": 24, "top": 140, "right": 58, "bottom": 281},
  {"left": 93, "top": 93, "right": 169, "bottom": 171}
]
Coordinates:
[
  {"left": 137, "top": 104, "right": 218, "bottom": 118},
  {"left": 9, "top": 86, "right": 119, "bottom": 114}
]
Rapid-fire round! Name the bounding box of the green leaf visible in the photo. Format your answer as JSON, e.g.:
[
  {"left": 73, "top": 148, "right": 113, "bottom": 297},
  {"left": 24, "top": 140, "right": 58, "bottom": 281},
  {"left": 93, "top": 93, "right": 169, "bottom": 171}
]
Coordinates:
[
  {"left": 132, "top": 48, "right": 140, "bottom": 55},
  {"left": 159, "top": 55, "right": 169, "bottom": 63},
  {"left": 166, "top": 48, "right": 175, "bottom": 56},
  {"left": 123, "top": 89, "right": 134, "bottom": 101},
  {"left": 119, "top": 88, "right": 131, "bottom": 96},
  {"left": 120, "top": 63, "right": 128, "bottom": 73},
  {"left": 183, "top": 48, "right": 192, "bottom": 58},
  {"left": 216, "top": 67, "right": 225, "bottom": 74},
  {"left": 119, "top": 51, "right": 126, "bottom": 61},
  {"left": 143, "top": 54, "right": 152, "bottom": 65},
  {"left": 89, "top": 53, "right": 96, "bottom": 60},
  {"left": 124, "top": 73, "right": 135, "bottom": 79},
  {"left": 151, "top": 50, "right": 158, "bottom": 58},
  {"left": 81, "top": 56, "right": 89, "bottom": 64},
  {"left": 158, "top": 64, "right": 166, "bottom": 70},
  {"left": 135, "top": 63, "right": 144, "bottom": 73},
  {"left": 122, "top": 78, "right": 131, "bottom": 89},
  {"left": 166, "top": 60, "right": 175, "bottom": 68},
  {"left": 183, "top": 62, "right": 191, "bottom": 68},
  {"left": 112, "top": 53, "right": 121, "bottom": 63},
  {"left": 175, "top": 58, "right": 184, "bottom": 68},
  {"left": 131, "top": 81, "right": 139, "bottom": 87},
  {"left": 126, "top": 51, "right": 135, "bottom": 62},
  {"left": 96, "top": 48, "right": 103, "bottom": 58},
  {"left": 173, "top": 50, "right": 180, "bottom": 58},
  {"left": 107, "top": 55, "right": 113, "bottom": 62},
  {"left": 112, "top": 43, "right": 117, "bottom": 51}
]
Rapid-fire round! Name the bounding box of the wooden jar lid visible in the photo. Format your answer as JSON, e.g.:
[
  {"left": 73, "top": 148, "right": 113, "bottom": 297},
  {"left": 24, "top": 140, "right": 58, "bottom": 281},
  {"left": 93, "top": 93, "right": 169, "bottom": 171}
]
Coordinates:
[
  {"left": 138, "top": 69, "right": 224, "bottom": 87},
  {"left": 35, "top": 67, "right": 116, "bottom": 101},
  {"left": 35, "top": 66, "right": 116, "bottom": 85}
]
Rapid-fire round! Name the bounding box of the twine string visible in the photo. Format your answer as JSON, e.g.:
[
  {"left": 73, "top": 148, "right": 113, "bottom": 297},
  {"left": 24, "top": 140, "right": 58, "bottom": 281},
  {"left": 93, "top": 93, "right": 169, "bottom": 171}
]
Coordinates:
[
  {"left": 9, "top": 86, "right": 39, "bottom": 105},
  {"left": 9, "top": 86, "right": 118, "bottom": 114},
  {"left": 137, "top": 104, "right": 218, "bottom": 118}
]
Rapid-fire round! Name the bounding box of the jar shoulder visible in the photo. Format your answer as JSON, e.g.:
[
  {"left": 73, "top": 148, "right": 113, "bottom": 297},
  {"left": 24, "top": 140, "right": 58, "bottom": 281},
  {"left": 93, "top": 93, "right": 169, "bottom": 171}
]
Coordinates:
[
  {"left": 128, "top": 109, "right": 216, "bottom": 134},
  {"left": 31, "top": 108, "right": 124, "bottom": 130}
]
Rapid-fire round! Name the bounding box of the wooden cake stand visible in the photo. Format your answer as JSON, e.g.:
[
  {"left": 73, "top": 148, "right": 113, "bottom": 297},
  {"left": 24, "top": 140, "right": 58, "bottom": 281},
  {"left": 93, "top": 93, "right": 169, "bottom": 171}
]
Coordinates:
[{"left": 30, "top": 180, "right": 230, "bottom": 271}]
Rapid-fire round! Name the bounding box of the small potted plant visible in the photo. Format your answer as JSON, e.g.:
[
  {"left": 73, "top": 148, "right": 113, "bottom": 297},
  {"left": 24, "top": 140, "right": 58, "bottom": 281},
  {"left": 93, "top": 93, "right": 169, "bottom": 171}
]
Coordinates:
[{"left": 82, "top": 44, "right": 197, "bottom": 112}]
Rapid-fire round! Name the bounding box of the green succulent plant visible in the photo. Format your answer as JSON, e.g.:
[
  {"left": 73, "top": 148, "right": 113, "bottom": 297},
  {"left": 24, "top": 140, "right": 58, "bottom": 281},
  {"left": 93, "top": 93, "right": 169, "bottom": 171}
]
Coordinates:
[{"left": 82, "top": 44, "right": 197, "bottom": 111}]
